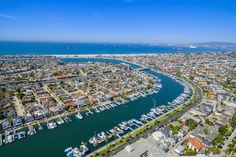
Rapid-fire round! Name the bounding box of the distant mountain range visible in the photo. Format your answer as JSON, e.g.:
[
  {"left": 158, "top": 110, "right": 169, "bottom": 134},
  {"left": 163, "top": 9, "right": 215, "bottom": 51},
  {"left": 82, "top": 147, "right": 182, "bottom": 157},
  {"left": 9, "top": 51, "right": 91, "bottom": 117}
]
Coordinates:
[
  {"left": 152, "top": 42, "right": 236, "bottom": 50},
  {"left": 164, "top": 42, "right": 236, "bottom": 50},
  {"left": 193, "top": 42, "right": 236, "bottom": 48}
]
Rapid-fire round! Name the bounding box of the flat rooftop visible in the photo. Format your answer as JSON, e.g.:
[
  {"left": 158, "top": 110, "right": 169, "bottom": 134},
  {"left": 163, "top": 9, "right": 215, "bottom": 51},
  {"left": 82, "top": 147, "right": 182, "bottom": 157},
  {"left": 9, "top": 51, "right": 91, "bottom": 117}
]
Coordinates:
[{"left": 113, "top": 137, "right": 166, "bottom": 157}]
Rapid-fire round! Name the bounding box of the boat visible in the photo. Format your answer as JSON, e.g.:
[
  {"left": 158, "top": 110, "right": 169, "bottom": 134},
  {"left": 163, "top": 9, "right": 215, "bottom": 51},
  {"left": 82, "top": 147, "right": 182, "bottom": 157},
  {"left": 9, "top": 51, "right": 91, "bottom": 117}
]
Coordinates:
[
  {"left": 64, "top": 144, "right": 89, "bottom": 157},
  {"left": 27, "top": 128, "right": 36, "bottom": 136},
  {"left": 94, "top": 108, "right": 100, "bottom": 113},
  {"left": 17, "top": 131, "right": 26, "bottom": 139},
  {"left": 75, "top": 112, "right": 83, "bottom": 120},
  {"left": 47, "top": 121, "right": 57, "bottom": 129},
  {"left": 57, "top": 118, "right": 65, "bottom": 125},
  {"left": 64, "top": 116, "right": 72, "bottom": 123}
]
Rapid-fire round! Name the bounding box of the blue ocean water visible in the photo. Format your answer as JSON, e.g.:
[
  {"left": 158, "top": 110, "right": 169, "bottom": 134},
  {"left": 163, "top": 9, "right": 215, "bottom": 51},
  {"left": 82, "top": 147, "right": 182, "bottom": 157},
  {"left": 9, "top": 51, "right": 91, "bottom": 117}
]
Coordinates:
[{"left": 0, "top": 41, "right": 225, "bottom": 55}]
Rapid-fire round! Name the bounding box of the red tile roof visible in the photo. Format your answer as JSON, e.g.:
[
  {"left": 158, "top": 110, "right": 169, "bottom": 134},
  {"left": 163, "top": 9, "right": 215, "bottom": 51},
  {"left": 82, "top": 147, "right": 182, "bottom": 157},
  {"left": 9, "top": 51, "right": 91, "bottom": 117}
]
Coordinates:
[
  {"left": 188, "top": 136, "right": 204, "bottom": 150},
  {"left": 53, "top": 75, "right": 71, "bottom": 79}
]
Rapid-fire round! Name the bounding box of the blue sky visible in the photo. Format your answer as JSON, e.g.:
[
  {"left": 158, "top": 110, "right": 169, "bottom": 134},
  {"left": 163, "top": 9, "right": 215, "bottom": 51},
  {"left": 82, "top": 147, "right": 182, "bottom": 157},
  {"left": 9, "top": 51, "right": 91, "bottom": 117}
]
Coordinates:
[{"left": 0, "top": 0, "right": 236, "bottom": 43}]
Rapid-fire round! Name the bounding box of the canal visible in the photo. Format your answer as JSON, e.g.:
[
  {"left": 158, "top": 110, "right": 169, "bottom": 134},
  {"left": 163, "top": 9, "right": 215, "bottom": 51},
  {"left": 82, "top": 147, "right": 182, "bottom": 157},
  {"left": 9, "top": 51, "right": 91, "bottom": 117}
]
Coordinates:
[{"left": 0, "top": 58, "right": 184, "bottom": 157}]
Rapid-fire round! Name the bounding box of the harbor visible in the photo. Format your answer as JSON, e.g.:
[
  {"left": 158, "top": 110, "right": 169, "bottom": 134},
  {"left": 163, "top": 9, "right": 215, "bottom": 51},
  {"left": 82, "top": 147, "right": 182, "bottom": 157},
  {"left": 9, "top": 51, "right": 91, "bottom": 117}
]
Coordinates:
[{"left": 0, "top": 58, "right": 186, "bottom": 157}]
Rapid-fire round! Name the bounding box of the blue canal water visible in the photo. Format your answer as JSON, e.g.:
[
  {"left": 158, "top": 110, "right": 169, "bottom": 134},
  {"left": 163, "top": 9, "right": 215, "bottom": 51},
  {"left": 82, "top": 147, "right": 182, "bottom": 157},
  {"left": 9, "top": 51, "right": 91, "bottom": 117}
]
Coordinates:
[
  {"left": 0, "top": 42, "right": 225, "bottom": 55},
  {"left": 0, "top": 58, "right": 184, "bottom": 157}
]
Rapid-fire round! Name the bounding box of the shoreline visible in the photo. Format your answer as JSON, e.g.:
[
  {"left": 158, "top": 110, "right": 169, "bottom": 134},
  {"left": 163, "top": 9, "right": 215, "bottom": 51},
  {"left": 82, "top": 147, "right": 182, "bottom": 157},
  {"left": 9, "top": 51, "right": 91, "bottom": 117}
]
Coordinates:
[{"left": 0, "top": 51, "right": 226, "bottom": 58}]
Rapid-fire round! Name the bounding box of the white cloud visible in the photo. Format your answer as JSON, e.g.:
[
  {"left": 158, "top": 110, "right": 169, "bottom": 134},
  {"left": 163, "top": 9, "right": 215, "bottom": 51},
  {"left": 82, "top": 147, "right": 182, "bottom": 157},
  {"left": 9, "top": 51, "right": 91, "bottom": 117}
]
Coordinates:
[{"left": 0, "top": 13, "right": 19, "bottom": 20}]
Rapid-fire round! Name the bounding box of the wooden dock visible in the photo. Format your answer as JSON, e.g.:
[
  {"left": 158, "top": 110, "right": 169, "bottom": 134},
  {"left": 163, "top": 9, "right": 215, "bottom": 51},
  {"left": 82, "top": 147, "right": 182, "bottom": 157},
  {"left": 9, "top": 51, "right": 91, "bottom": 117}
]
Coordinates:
[{"left": 0, "top": 134, "right": 2, "bottom": 146}]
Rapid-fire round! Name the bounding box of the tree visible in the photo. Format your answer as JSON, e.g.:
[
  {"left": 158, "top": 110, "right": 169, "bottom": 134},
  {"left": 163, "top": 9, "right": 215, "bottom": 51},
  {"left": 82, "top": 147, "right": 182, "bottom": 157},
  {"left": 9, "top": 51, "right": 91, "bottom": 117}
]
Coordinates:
[
  {"left": 218, "top": 125, "right": 229, "bottom": 135},
  {"left": 186, "top": 119, "right": 197, "bottom": 130},
  {"left": 189, "top": 75, "right": 194, "bottom": 80},
  {"left": 169, "top": 124, "right": 181, "bottom": 134},
  {"left": 231, "top": 114, "right": 236, "bottom": 127},
  {"left": 205, "top": 118, "right": 213, "bottom": 125},
  {"left": 184, "top": 148, "right": 197, "bottom": 156}
]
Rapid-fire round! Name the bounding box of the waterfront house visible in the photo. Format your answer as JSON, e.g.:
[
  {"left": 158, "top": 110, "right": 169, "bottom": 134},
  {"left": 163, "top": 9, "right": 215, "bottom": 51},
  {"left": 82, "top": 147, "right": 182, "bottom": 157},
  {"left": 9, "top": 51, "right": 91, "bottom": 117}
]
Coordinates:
[
  {"left": 33, "top": 110, "right": 44, "bottom": 120},
  {"left": 12, "top": 117, "right": 23, "bottom": 127},
  {"left": 24, "top": 113, "right": 34, "bottom": 123},
  {"left": 76, "top": 100, "right": 86, "bottom": 107},
  {"left": 1, "top": 119, "right": 12, "bottom": 130}
]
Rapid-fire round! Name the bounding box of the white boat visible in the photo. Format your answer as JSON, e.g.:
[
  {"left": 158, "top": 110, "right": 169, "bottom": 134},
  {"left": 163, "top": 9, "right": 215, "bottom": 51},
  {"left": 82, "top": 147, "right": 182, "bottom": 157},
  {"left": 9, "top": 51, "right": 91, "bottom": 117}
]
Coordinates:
[
  {"left": 75, "top": 112, "right": 83, "bottom": 120},
  {"left": 57, "top": 118, "right": 65, "bottom": 125},
  {"left": 47, "top": 122, "right": 57, "bottom": 129}
]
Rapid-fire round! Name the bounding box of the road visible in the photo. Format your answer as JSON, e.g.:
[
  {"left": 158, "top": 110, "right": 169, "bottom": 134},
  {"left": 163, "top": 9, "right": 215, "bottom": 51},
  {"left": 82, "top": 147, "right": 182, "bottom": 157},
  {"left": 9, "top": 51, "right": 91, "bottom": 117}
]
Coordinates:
[
  {"left": 13, "top": 96, "right": 26, "bottom": 117},
  {"left": 221, "top": 127, "right": 236, "bottom": 156}
]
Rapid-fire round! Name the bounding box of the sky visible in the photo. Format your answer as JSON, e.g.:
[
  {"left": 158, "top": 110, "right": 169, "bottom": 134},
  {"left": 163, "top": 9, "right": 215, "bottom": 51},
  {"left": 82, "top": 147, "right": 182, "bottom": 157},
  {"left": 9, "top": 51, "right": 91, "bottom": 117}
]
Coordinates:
[{"left": 0, "top": 0, "right": 236, "bottom": 44}]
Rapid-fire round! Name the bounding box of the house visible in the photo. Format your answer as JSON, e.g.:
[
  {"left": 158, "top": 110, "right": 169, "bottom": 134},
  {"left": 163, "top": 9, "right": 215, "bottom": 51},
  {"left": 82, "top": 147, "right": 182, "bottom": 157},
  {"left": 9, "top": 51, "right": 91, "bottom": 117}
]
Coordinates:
[
  {"left": 24, "top": 113, "right": 35, "bottom": 122},
  {"left": 175, "top": 145, "right": 185, "bottom": 154},
  {"left": 76, "top": 100, "right": 86, "bottom": 107},
  {"left": 162, "top": 140, "right": 172, "bottom": 152},
  {"left": 1, "top": 119, "right": 12, "bottom": 130},
  {"left": 160, "top": 127, "right": 172, "bottom": 139},
  {"left": 171, "top": 121, "right": 181, "bottom": 127},
  {"left": 187, "top": 135, "right": 209, "bottom": 152},
  {"left": 12, "top": 117, "right": 23, "bottom": 127},
  {"left": 33, "top": 110, "right": 44, "bottom": 120},
  {"left": 188, "top": 136, "right": 204, "bottom": 152},
  {"left": 182, "top": 125, "right": 190, "bottom": 132},
  {"left": 169, "top": 135, "right": 179, "bottom": 145},
  {"left": 206, "top": 126, "right": 219, "bottom": 142}
]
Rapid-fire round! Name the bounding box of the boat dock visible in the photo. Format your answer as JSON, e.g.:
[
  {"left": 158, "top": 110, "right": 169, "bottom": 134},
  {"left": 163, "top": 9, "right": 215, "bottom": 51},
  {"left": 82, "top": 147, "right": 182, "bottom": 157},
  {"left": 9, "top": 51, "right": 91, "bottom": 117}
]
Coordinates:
[
  {"left": 0, "top": 134, "right": 2, "bottom": 146},
  {"left": 86, "top": 108, "right": 93, "bottom": 115},
  {"left": 37, "top": 121, "right": 43, "bottom": 130},
  {"left": 127, "top": 126, "right": 134, "bottom": 131}
]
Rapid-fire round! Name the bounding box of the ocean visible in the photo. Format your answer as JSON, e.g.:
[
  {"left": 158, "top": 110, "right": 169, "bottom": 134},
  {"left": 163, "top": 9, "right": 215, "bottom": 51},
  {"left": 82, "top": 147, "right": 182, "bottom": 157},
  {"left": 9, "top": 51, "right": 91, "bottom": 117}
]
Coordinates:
[{"left": 0, "top": 41, "right": 225, "bottom": 55}]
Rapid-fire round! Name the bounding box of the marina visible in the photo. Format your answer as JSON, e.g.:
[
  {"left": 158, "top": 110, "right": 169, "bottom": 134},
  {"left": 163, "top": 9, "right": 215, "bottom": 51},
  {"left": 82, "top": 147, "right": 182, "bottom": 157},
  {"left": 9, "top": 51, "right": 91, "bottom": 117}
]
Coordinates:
[{"left": 0, "top": 58, "right": 187, "bottom": 157}]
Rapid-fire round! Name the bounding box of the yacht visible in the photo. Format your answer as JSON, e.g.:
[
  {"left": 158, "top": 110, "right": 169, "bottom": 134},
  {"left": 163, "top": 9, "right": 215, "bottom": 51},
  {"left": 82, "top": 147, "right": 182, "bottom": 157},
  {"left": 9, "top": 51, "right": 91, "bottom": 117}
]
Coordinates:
[{"left": 75, "top": 112, "right": 83, "bottom": 120}]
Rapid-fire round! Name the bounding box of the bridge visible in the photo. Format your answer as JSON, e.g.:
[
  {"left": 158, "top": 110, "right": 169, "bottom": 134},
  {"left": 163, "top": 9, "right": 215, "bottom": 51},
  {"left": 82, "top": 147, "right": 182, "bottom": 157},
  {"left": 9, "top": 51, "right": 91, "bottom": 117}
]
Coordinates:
[{"left": 136, "top": 67, "right": 149, "bottom": 71}]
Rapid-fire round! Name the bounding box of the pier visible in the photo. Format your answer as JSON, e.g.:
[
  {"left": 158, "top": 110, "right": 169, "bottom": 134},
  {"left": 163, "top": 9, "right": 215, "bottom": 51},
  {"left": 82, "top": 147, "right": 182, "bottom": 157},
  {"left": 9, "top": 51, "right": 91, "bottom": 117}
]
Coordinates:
[
  {"left": 127, "top": 126, "right": 134, "bottom": 131},
  {"left": 37, "top": 121, "right": 43, "bottom": 130},
  {"left": 0, "top": 134, "right": 2, "bottom": 146},
  {"left": 86, "top": 108, "right": 93, "bottom": 114}
]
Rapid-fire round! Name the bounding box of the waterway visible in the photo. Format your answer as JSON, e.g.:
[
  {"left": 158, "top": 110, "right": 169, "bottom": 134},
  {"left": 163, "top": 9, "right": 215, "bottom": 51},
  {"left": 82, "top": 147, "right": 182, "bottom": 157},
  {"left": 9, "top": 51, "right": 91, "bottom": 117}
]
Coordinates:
[{"left": 0, "top": 58, "right": 184, "bottom": 157}]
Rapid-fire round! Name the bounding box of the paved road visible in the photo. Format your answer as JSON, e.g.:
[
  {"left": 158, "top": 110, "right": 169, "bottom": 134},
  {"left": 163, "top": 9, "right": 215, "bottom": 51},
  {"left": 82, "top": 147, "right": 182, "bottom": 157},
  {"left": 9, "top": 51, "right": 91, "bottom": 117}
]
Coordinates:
[
  {"left": 221, "top": 127, "right": 236, "bottom": 156},
  {"left": 13, "top": 96, "right": 26, "bottom": 117}
]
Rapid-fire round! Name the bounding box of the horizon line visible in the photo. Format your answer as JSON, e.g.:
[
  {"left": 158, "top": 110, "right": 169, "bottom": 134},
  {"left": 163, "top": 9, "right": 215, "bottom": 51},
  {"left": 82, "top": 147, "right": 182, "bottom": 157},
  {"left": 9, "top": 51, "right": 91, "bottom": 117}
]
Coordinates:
[{"left": 0, "top": 39, "right": 236, "bottom": 45}]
